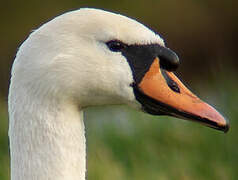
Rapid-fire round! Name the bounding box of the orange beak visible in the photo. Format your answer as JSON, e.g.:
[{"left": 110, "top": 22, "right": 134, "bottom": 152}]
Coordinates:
[{"left": 135, "top": 57, "right": 229, "bottom": 132}]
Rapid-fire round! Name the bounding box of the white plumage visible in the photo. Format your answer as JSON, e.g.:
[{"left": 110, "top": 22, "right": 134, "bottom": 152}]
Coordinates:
[
  {"left": 8, "top": 8, "right": 228, "bottom": 180},
  {"left": 9, "top": 8, "right": 165, "bottom": 180}
]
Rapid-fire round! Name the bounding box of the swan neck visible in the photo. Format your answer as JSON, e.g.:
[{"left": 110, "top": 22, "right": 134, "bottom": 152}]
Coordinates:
[{"left": 8, "top": 96, "right": 86, "bottom": 180}]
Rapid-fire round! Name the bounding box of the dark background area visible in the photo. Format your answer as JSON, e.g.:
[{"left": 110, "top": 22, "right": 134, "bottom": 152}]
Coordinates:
[{"left": 0, "top": 0, "right": 237, "bottom": 179}]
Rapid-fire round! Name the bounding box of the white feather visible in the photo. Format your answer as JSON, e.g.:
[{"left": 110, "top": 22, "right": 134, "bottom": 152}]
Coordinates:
[{"left": 8, "top": 8, "right": 165, "bottom": 180}]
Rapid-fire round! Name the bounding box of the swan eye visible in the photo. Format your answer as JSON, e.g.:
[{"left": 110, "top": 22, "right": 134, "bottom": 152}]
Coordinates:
[{"left": 106, "top": 40, "right": 126, "bottom": 52}]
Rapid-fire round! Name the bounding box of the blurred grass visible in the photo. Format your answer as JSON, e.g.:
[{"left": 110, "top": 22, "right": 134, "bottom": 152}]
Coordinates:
[
  {"left": 0, "top": 77, "right": 237, "bottom": 180},
  {"left": 0, "top": 99, "right": 10, "bottom": 180}
]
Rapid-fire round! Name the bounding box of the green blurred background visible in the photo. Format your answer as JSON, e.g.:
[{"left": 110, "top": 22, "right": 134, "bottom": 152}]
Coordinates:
[{"left": 0, "top": 0, "right": 237, "bottom": 179}]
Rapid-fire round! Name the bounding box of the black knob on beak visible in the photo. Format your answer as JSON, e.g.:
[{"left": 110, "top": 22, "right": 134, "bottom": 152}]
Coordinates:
[{"left": 158, "top": 47, "right": 180, "bottom": 71}]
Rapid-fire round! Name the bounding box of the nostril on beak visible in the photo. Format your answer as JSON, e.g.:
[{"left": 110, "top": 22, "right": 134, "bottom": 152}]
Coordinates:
[{"left": 159, "top": 47, "right": 180, "bottom": 72}]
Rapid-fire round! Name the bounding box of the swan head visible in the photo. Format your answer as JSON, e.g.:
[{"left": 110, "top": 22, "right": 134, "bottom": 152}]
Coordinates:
[{"left": 11, "top": 8, "right": 229, "bottom": 132}]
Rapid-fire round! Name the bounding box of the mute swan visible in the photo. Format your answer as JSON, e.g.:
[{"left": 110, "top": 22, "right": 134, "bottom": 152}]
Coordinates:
[{"left": 8, "top": 8, "right": 229, "bottom": 180}]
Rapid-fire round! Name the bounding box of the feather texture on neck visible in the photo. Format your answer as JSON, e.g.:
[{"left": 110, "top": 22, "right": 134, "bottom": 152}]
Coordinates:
[{"left": 8, "top": 89, "right": 86, "bottom": 180}]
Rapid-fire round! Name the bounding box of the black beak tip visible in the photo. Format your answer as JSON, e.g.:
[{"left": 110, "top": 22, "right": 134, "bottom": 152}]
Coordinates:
[
  {"left": 213, "top": 121, "right": 229, "bottom": 133},
  {"left": 223, "top": 123, "right": 230, "bottom": 133}
]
